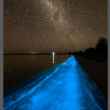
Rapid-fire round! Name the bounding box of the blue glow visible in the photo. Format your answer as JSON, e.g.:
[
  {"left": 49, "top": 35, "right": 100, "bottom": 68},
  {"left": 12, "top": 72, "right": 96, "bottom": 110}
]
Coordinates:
[{"left": 4, "top": 55, "right": 107, "bottom": 110}]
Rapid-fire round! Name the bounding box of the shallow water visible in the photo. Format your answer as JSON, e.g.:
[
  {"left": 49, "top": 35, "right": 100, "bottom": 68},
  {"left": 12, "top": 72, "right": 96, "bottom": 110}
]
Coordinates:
[
  {"left": 4, "top": 55, "right": 70, "bottom": 90},
  {"left": 4, "top": 55, "right": 107, "bottom": 110}
]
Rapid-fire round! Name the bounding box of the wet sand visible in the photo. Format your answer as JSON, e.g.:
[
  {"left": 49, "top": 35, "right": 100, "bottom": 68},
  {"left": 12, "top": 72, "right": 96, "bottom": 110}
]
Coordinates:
[{"left": 75, "top": 55, "right": 107, "bottom": 100}]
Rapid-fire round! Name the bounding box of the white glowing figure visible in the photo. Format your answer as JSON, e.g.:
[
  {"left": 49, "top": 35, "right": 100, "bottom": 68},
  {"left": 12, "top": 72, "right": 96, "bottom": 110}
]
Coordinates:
[{"left": 52, "top": 52, "right": 55, "bottom": 63}]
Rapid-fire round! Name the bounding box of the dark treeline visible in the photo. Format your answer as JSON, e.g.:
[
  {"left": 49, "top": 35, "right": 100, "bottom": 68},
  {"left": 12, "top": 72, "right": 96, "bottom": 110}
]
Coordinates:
[
  {"left": 84, "top": 37, "right": 107, "bottom": 53},
  {"left": 68, "top": 37, "right": 107, "bottom": 54},
  {"left": 69, "top": 37, "right": 108, "bottom": 61}
]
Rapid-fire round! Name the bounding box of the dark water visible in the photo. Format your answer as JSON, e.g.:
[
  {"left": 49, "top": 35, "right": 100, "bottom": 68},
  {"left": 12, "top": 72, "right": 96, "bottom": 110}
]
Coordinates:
[
  {"left": 4, "top": 55, "right": 70, "bottom": 91},
  {"left": 4, "top": 56, "right": 107, "bottom": 110}
]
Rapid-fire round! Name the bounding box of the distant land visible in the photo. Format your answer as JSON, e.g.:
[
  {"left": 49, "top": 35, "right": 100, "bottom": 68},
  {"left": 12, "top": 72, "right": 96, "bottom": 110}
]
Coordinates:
[{"left": 3, "top": 53, "right": 71, "bottom": 55}]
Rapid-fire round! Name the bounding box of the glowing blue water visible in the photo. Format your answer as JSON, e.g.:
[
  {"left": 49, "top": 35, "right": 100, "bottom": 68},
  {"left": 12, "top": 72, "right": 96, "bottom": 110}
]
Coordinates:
[{"left": 4, "top": 55, "right": 107, "bottom": 110}]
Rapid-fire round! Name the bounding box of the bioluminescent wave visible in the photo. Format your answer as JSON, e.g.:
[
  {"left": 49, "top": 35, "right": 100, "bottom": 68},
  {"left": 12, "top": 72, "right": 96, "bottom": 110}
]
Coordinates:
[{"left": 4, "top": 55, "right": 107, "bottom": 110}]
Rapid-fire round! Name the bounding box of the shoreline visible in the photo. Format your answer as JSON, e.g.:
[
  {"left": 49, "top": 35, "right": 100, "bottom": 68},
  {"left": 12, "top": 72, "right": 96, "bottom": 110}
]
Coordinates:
[{"left": 75, "top": 55, "right": 107, "bottom": 100}]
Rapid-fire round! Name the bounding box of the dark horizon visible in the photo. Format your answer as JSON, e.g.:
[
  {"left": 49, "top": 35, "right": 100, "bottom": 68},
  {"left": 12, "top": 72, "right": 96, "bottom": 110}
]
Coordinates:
[{"left": 3, "top": 52, "right": 71, "bottom": 55}]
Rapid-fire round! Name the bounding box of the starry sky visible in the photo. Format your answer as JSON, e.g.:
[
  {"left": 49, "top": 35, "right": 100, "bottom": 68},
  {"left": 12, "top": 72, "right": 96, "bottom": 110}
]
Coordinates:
[{"left": 4, "top": 0, "right": 107, "bottom": 54}]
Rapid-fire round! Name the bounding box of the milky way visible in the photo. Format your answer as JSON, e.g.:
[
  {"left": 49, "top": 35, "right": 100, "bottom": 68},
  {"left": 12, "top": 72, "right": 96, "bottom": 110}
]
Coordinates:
[{"left": 4, "top": 0, "right": 107, "bottom": 53}]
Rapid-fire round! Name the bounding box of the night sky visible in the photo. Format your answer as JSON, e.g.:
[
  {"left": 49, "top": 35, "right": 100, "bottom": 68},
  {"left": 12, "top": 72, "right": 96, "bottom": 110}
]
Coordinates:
[{"left": 4, "top": 0, "right": 107, "bottom": 54}]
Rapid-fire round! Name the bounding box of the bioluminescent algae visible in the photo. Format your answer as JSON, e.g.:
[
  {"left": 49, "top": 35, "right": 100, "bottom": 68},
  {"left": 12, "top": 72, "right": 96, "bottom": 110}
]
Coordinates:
[{"left": 4, "top": 55, "right": 107, "bottom": 110}]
